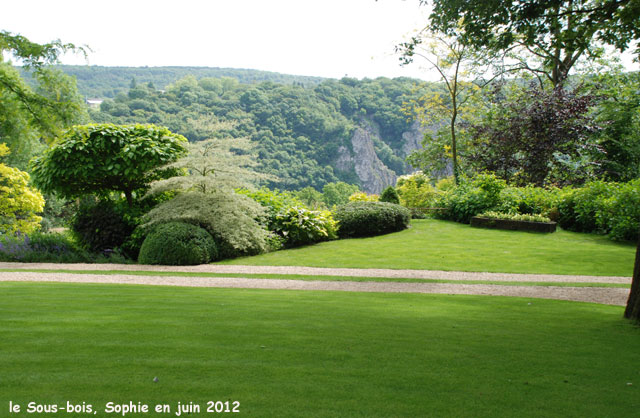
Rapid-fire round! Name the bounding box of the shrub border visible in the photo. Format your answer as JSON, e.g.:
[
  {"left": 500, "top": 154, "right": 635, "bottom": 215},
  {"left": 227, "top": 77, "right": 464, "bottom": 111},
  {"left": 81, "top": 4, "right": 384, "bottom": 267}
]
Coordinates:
[{"left": 470, "top": 216, "right": 557, "bottom": 233}]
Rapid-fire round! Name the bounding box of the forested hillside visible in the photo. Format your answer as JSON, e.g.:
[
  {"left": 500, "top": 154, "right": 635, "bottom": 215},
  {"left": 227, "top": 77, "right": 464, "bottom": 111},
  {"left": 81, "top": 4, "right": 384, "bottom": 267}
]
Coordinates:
[
  {"left": 87, "top": 72, "right": 441, "bottom": 192},
  {"left": 22, "top": 66, "right": 325, "bottom": 99}
]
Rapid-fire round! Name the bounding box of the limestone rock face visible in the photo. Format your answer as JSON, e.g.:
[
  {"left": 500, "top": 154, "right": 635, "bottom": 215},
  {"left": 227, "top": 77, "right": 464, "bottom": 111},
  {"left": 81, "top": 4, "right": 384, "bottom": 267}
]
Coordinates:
[
  {"left": 335, "top": 126, "right": 396, "bottom": 194},
  {"left": 401, "top": 120, "right": 425, "bottom": 158}
]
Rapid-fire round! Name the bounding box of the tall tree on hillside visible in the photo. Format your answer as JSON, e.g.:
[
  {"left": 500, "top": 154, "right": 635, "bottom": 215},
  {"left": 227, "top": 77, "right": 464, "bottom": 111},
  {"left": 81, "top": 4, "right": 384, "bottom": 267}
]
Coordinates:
[
  {"left": 424, "top": 0, "right": 640, "bottom": 87},
  {"left": 0, "top": 30, "right": 87, "bottom": 168}
]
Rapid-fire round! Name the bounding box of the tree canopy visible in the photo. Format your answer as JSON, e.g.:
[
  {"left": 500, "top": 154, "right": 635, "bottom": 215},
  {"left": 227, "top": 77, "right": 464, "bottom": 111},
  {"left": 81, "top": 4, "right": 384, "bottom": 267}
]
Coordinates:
[
  {"left": 426, "top": 0, "right": 640, "bottom": 86},
  {"left": 0, "top": 31, "right": 87, "bottom": 168},
  {"left": 30, "top": 124, "right": 188, "bottom": 205}
]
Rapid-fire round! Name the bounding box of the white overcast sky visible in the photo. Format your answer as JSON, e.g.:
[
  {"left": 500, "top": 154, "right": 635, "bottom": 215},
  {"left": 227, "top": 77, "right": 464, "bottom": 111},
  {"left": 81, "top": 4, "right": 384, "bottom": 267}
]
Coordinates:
[{"left": 2, "top": 0, "right": 436, "bottom": 80}]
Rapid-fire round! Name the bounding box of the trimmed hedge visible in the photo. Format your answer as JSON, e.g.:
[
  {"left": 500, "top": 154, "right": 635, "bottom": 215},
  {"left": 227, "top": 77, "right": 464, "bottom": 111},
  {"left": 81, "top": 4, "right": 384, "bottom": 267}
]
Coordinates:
[
  {"left": 333, "top": 202, "right": 410, "bottom": 238},
  {"left": 138, "top": 222, "right": 217, "bottom": 265},
  {"left": 471, "top": 216, "right": 557, "bottom": 233}
]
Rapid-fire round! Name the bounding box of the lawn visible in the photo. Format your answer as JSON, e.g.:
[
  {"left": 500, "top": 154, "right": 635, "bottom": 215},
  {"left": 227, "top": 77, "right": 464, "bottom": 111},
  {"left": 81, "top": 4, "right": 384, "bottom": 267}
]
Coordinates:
[
  {"left": 1, "top": 282, "right": 639, "bottom": 417},
  {"left": 221, "top": 219, "right": 635, "bottom": 277}
]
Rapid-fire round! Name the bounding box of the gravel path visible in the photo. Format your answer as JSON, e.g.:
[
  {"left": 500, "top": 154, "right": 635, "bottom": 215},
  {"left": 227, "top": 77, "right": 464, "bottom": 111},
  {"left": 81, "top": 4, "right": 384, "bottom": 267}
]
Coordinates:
[{"left": 0, "top": 262, "right": 631, "bottom": 306}]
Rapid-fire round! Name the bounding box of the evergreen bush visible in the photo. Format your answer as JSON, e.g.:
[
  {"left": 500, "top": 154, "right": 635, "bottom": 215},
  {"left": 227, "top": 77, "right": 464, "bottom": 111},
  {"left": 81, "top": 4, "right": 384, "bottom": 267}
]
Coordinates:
[
  {"left": 333, "top": 201, "right": 410, "bottom": 238},
  {"left": 379, "top": 186, "right": 400, "bottom": 204},
  {"left": 138, "top": 222, "right": 217, "bottom": 265},
  {"left": 71, "top": 199, "right": 134, "bottom": 252}
]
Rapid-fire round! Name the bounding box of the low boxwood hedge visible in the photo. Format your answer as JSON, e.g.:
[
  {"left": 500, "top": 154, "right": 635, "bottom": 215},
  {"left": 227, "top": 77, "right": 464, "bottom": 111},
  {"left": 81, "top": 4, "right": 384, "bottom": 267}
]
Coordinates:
[{"left": 333, "top": 201, "right": 410, "bottom": 238}]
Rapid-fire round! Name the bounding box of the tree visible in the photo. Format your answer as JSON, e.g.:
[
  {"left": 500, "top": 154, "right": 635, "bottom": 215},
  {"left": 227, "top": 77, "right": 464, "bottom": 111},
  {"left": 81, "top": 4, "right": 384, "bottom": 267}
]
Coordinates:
[
  {"left": 397, "top": 29, "right": 492, "bottom": 184},
  {"left": 322, "top": 182, "right": 360, "bottom": 207},
  {"left": 0, "top": 144, "right": 44, "bottom": 234},
  {"left": 426, "top": 0, "right": 640, "bottom": 87},
  {"left": 587, "top": 71, "right": 640, "bottom": 181},
  {"left": 624, "top": 234, "right": 640, "bottom": 322},
  {"left": 30, "top": 124, "right": 188, "bottom": 206},
  {"left": 147, "top": 121, "right": 272, "bottom": 196},
  {"left": 468, "top": 84, "right": 600, "bottom": 186},
  {"left": 142, "top": 126, "right": 272, "bottom": 259},
  {"left": 0, "top": 31, "right": 87, "bottom": 168}
]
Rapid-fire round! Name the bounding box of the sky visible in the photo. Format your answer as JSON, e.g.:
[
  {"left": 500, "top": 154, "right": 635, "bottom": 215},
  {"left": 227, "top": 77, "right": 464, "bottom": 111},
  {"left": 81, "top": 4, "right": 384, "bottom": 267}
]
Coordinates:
[{"left": 2, "top": 0, "right": 435, "bottom": 80}]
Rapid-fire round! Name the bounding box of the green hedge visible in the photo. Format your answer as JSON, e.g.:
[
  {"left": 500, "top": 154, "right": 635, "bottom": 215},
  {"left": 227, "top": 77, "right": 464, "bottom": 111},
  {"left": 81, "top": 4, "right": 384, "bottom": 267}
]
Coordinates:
[
  {"left": 435, "top": 173, "right": 639, "bottom": 242},
  {"left": 333, "top": 202, "right": 410, "bottom": 238},
  {"left": 138, "top": 222, "right": 217, "bottom": 265}
]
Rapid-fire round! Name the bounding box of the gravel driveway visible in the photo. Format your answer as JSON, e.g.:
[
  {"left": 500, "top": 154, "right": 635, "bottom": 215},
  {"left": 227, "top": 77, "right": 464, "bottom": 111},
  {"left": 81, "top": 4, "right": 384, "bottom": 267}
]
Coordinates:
[{"left": 0, "top": 262, "right": 631, "bottom": 306}]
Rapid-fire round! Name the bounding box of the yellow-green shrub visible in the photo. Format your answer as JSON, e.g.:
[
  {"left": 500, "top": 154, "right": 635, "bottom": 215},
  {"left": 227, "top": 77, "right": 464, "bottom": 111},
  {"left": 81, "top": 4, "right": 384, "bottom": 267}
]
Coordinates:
[{"left": 0, "top": 144, "right": 44, "bottom": 234}]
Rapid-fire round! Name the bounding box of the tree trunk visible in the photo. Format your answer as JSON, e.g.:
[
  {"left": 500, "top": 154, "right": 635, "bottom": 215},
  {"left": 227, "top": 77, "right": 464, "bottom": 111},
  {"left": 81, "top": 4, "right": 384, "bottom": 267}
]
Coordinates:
[
  {"left": 624, "top": 228, "right": 640, "bottom": 321},
  {"left": 124, "top": 190, "right": 133, "bottom": 207}
]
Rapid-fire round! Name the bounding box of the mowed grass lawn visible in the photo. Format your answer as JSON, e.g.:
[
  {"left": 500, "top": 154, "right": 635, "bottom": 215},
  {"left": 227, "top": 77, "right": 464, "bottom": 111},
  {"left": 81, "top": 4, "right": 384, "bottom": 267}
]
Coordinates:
[
  {"left": 222, "top": 219, "right": 635, "bottom": 277},
  {"left": 1, "top": 282, "right": 639, "bottom": 418}
]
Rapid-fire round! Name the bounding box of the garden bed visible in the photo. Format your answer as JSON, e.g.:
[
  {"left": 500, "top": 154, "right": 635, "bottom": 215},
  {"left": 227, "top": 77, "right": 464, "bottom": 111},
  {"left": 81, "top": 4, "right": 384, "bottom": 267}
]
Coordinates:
[{"left": 470, "top": 216, "right": 557, "bottom": 233}]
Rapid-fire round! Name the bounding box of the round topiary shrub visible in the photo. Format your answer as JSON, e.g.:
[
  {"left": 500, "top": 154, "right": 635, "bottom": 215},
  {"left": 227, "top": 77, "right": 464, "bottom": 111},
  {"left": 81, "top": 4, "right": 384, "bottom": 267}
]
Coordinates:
[
  {"left": 138, "top": 222, "right": 218, "bottom": 265},
  {"left": 333, "top": 201, "right": 410, "bottom": 238}
]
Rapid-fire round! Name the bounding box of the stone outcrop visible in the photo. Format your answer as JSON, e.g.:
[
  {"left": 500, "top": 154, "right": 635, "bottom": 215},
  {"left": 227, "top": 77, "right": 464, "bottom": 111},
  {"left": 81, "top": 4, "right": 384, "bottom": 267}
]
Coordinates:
[{"left": 335, "top": 126, "right": 397, "bottom": 194}]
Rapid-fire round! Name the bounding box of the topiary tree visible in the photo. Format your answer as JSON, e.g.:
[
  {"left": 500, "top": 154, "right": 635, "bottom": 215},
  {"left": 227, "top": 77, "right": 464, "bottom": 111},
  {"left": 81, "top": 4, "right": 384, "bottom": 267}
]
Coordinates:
[
  {"left": 379, "top": 186, "right": 400, "bottom": 204},
  {"left": 30, "top": 124, "right": 188, "bottom": 206},
  {"left": 138, "top": 222, "right": 217, "bottom": 265},
  {"left": 0, "top": 144, "right": 45, "bottom": 234}
]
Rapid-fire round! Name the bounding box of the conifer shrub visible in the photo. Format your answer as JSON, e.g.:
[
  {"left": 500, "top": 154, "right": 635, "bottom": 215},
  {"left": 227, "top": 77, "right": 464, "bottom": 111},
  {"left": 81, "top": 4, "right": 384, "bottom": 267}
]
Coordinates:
[
  {"left": 379, "top": 186, "right": 400, "bottom": 204},
  {"left": 333, "top": 201, "right": 410, "bottom": 238},
  {"left": 138, "top": 222, "right": 217, "bottom": 265}
]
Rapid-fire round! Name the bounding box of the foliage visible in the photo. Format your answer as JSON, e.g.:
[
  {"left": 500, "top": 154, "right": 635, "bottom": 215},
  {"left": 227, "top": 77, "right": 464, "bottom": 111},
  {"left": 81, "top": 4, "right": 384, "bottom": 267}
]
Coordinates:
[
  {"left": 435, "top": 173, "right": 507, "bottom": 223},
  {"left": 0, "top": 31, "right": 87, "bottom": 168},
  {"left": 32, "top": 65, "right": 325, "bottom": 98},
  {"left": 556, "top": 179, "right": 640, "bottom": 241},
  {"left": 596, "top": 179, "right": 640, "bottom": 242},
  {"left": 0, "top": 144, "right": 44, "bottom": 234},
  {"left": 272, "top": 206, "right": 338, "bottom": 247},
  {"left": 322, "top": 181, "right": 360, "bottom": 207},
  {"left": 397, "top": 27, "right": 492, "bottom": 183},
  {"left": 236, "top": 187, "right": 303, "bottom": 225},
  {"left": 379, "top": 186, "right": 400, "bottom": 204},
  {"left": 427, "top": 0, "right": 640, "bottom": 86},
  {"left": 70, "top": 199, "right": 134, "bottom": 253},
  {"left": 0, "top": 231, "right": 128, "bottom": 263},
  {"left": 468, "top": 85, "right": 600, "bottom": 186},
  {"left": 497, "top": 185, "right": 562, "bottom": 220},
  {"left": 30, "top": 124, "right": 188, "bottom": 205},
  {"left": 148, "top": 130, "right": 269, "bottom": 195},
  {"left": 348, "top": 191, "right": 379, "bottom": 202},
  {"left": 138, "top": 222, "right": 217, "bottom": 265},
  {"left": 142, "top": 191, "right": 268, "bottom": 259},
  {"left": 478, "top": 211, "right": 552, "bottom": 223},
  {"left": 89, "top": 74, "right": 426, "bottom": 190},
  {"left": 333, "top": 201, "right": 410, "bottom": 238},
  {"left": 395, "top": 172, "right": 441, "bottom": 218},
  {"left": 587, "top": 71, "right": 640, "bottom": 181},
  {"left": 238, "top": 187, "right": 337, "bottom": 248},
  {"left": 557, "top": 181, "right": 615, "bottom": 233},
  {"left": 293, "top": 186, "right": 325, "bottom": 209}
]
